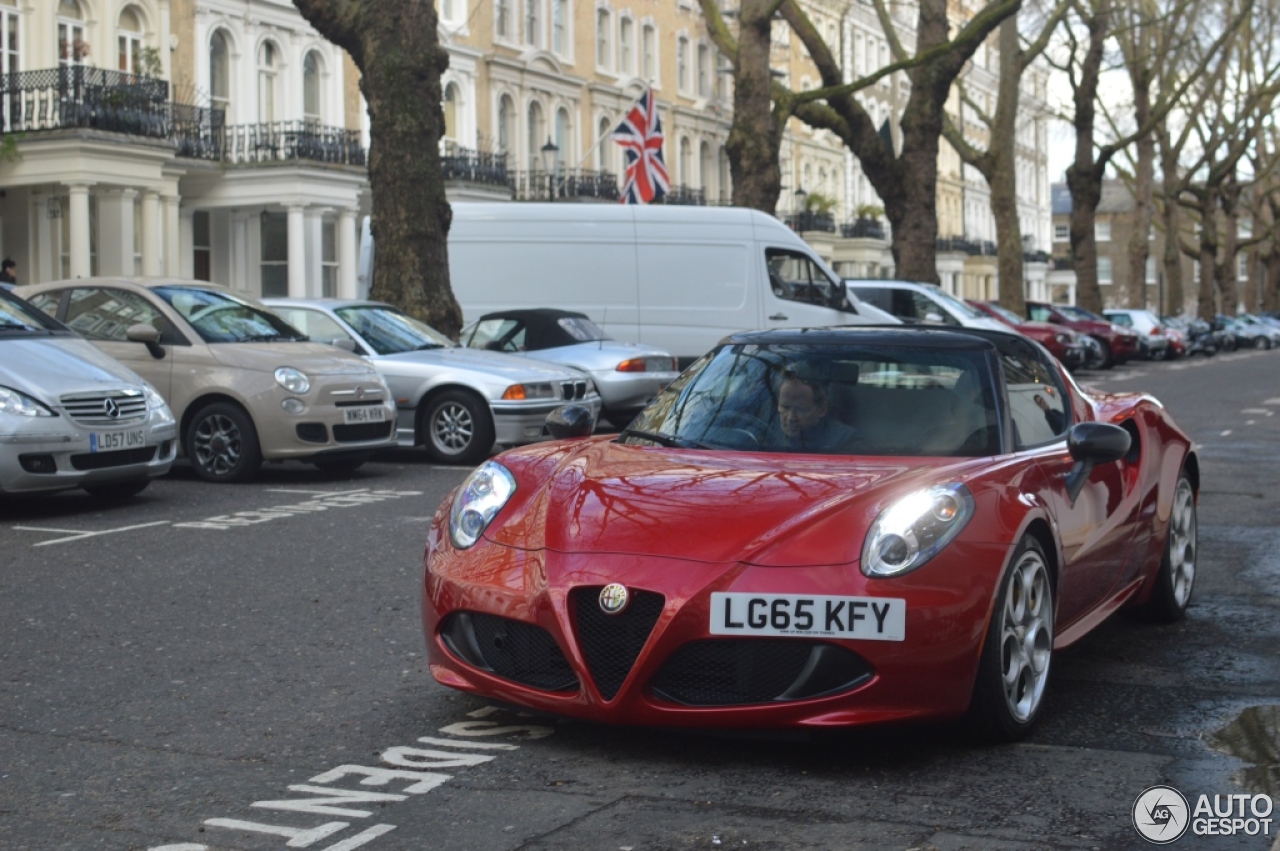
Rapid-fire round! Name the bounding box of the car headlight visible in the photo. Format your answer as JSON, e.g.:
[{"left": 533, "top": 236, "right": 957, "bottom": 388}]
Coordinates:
[
  {"left": 449, "top": 461, "right": 517, "bottom": 549},
  {"left": 142, "top": 383, "right": 174, "bottom": 424},
  {"left": 0, "top": 386, "right": 54, "bottom": 417},
  {"left": 501, "top": 382, "right": 555, "bottom": 400},
  {"left": 1054, "top": 333, "right": 1073, "bottom": 345},
  {"left": 861, "top": 483, "right": 975, "bottom": 577},
  {"left": 274, "top": 367, "right": 311, "bottom": 394}
]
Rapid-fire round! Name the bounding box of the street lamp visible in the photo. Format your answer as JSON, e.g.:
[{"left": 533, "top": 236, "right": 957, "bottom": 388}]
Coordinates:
[
  {"left": 540, "top": 137, "right": 559, "bottom": 200},
  {"left": 794, "top": 186, "right": 807, "bottom": 219}
]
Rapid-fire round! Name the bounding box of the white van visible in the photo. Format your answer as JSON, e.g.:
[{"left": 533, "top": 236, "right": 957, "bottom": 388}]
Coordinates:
[
  {"left": 844, "top": 279, "right": 1009, "bottom": 332},
  {"left": 365, "top": 204, "right": 896, "bottom": 365}
]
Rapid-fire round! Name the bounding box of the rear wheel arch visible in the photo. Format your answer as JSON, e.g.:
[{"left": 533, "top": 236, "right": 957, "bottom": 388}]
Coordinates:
[
  {"left": 1021, "top": 518, "right": 1059, "bottom": 600},
  {"left": 1182, "top": 451, "right": 1201, "bottom": 494}
]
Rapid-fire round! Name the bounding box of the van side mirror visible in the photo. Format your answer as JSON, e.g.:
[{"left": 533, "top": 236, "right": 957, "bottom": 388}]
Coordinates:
[
  {"left": 546, "top": 405, "right": 596, "bottom": 440},
  {"left": 1063, "top": 421, "right": 1131, "bottom": 503},
  {"left": 126, "top": 323, "right": 165, "bottom": 359}
]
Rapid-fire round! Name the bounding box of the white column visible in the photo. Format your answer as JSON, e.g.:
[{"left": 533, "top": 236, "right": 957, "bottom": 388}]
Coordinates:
[
  {"left": 304, "top": 208, "right": 323, "bottom": 297},
  {"left": 163, "top": 195, "right": 181, "bottom": 276},
  {"left": 140, "top": 190, "right": 162, "bottom": 276},
  {"left": 287, "top": 204, "right": 306, "bottom": 298},
  {"left": 30, "top": 194, "right": 53, "bottom": 284},
  {"left": 97, "top": 189, "right": 137, "bottom": 276},
  {"left": 179, "top": 207, "right": 195, "bottom": 278},
  {"left": 338, "top": 208, "right": 357, "bottom": 299},
  {"left": 232, "top": 211, "right": 251, "bottom": 292},
  {"left": 67, "top": 184, "right": 92, "bottom": 279}
]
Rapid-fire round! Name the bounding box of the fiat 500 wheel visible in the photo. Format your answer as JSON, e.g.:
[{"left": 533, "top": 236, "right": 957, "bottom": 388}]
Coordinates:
[
  {"left": 422, "top": 390, "right": 496, "bottom": 466},
  {"left": 971, "top": 535, "right": 1055, "bottom": 741},
  {"left": 186, "top": 402, "right": 262, "bottom": 483}
]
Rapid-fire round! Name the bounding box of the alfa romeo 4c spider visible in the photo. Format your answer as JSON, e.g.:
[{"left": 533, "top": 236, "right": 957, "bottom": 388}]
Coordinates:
[{"left": 422, "top": 326, "right": 1198, "bottom": 741}]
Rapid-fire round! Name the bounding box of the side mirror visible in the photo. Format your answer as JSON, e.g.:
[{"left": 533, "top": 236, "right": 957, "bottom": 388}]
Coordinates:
[
  {"left": 546, "top": 405, "right": 596, "bottom": 440},
  {"left": 1063, "top": 421, "right": 1131, "bottom": 503},
  {"left": 924, "top": 311, "right": 945, "bottom": 324},
  {"left": 126, "top": 323, "right": 165, "bottom": 359}
]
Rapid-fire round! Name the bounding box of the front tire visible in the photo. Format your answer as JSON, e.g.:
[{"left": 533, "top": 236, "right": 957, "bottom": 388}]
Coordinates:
[
  {"left": 83, "top": 478, "right": 151, "bottom": 499},
  {"left": 186, "top": 402, "right": 262, "bottom": 483},
  {"left": 1085, "top": 337, "right": 1111, "bottom": 370},
  {"left": 1137, "top": 473, "right": 1197, "bottom": 623},
  {"left": 421, "top": 389, "right": 496, "bottom": 465},
  {"left": 970, "top": 536, "right": 1055, "bottom": 742}
]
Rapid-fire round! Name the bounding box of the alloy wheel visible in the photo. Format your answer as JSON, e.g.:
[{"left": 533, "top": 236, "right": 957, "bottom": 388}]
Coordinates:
[
  {"left": 432, "top": 401, "right": 475, "bottom": 455},
  {"left": 1000, "top": 550, "right": 1053, "bottom": 723},
  {"left": 1167, "top": 477, "right": 1197, "bottom": 608},
  {"left": 192, "top": 413, "right": 242, "bottom": 476}
]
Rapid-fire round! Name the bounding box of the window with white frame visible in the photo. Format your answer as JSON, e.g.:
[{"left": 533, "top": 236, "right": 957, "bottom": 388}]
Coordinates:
[
  {"left": 715, "top": 50, "right": 728, "bottom": 99},
  {"left": 596, "top": 9, "right": 611, "bottom": 69},
  {"left": 57, "top": 0, "right": 86, "bottom": 67},
  {"left": 1238, "top": 253, "right": 1249, "bottom": 279},
  {"left": 1, "top": 1, "right": 20, "bottom": 130},
  {"left": 258, "top": 41, "right": 280, "bottom": 123},
  {"left": 260, "top": 212, "right": 287, "bottom": 297},
  {"left": 497, "top": 94, "right": 514, "bottom": 153},
  {"left": 193, "top": 210, "right": 211, "bottom": 281},
  {"left": 526, "top": 100, "right": 545, "bottom": 169},
  {"left": 322, "top": 218, "right": 338, "bottom": 297},
  {"left": 117, "top": 5, "right": 144, "bottom": 75},
  {"left": 597, "top": 115, "right": 613, "bottom": 171},
  {"left": 676, "top": 35, "right": 689, "bottom": 92},
  {"left": 210, "top": 29, "right": 231, "bottom": 117},
  {"left": 680, "top": 136, "right": 692, "bottom": 185},
  {"left": 552, "top": 0, "right": 568, "bottom": 54},
  {"left": 1146, "top": 255, "right": 1156, "bottom": 283},
  {"left": 1053, "top": 223, "right": 1069, "bottom": 241},
  {"left": 525, "top": 0, "right": 540, "bottom": 47},
  {"left": 440, "top": 0, "right": 464, "bottom": 26},
  {"left": 495, "top": 0, "right": 512, "bottom": 39},
  {"left": 696, "top": 42, "right": 710, "bottom": 97},
  {"left": 1097, "top": 255, "right": 1112, "bottom": 284},
  {"left": 303, "top": 51, "right": 323, "bottom": 124},
  {"left": 1095, "top": 219, "right": 1111, "bottom": 241},
  {"left": 642, "top": 23, "right": 656, "bottom": 83},
  {"left": 443, "top": 83, "right": 459, "bottom": 143},
  {"left": 619, "top": 17, "right": 634, "bottom": 76}
]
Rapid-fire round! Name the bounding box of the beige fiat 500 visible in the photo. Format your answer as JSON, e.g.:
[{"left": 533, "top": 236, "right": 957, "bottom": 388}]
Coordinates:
[{"left": 18, "top": 278, "right": 396, "bottom": 483}]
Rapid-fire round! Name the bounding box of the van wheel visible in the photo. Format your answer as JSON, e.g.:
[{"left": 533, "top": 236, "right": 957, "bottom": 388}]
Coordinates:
[
  {"left": 421, "top": 390, "right": 495, "bottom": 466},
  {"left": 83, "top": 478, "right": 151, "bottom": 499},
  {"left": 187, "top": 402, "right": 262, "bottom": 483}
]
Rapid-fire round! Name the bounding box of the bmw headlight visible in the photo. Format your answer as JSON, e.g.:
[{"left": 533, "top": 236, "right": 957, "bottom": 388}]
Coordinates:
[
  {"left": 274, "top": 367, "right": 311, "bottom": 394},
  {"left": 449, "top": 461, "right": 517, "bottom": 549},
  {"left": 0, "top": 386, "right": 54, "bottom": 417},
  {"left": 142, "top": 382, "right": 174, "bottom": 424},
  {"left": 861, "top": 483, "right": 975, "bottom": 577}
]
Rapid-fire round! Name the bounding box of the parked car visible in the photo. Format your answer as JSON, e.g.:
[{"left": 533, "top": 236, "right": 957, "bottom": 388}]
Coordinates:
[
  {"left": 966, "top": 300, "right": 1089, "bottom": 369},
  {"left": 423, "top": 325, "right": 1199, "bottom": 741},
  {"left": 458, "top": 309, "right": 678, "bottom": 429},
  {"left": 1025, "top": 301, "right": 1140, "bottom": 368},
  {"left": 1210, "top": 316, "right": 1245, "bottom": 351},
  {"left": 844, "top": 279, "right": 1009, "bottom": 332},
  {"left": 18, "top": 279, "right": 396, "bottom": 483},
  {"left": 1103, "top": 309, "right": 1173, "bottom": 361},
  {"left": 0, "top": 287, "right": 176, "bottom": 498},
  {"left": 1161, "top": 316, "right": 1217, "bottom": 357},
  {"left": 265, "top": 299, "right": 603, "bottom": 465},
  {"left": 1235, "top": 313, "right": 1280, "bottom": 348}
]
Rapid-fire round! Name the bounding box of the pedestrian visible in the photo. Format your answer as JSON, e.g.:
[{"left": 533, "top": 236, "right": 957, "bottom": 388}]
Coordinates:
[{"left": 0, "top": 258, "right": 16, "bottom": 291}]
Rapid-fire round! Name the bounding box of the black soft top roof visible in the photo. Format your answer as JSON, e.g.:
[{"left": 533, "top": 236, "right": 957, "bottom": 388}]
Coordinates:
[{"left": 475, "top": 308, "right": 604, "bottom": 350}]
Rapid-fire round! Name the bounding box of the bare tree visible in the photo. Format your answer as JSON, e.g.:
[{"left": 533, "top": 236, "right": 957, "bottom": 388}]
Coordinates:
[{"left": 291, "top": 0, "right": 461, "bottom": 335}]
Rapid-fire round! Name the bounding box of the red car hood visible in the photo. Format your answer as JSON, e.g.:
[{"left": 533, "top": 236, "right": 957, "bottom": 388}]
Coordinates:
[{"left": 487, "top": 439, "right": 982, "bottom": 567}]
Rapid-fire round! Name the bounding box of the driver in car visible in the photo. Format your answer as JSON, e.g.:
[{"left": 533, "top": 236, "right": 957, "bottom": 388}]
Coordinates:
[{"left": 774, "top": 365, "right": 860, "bottom": 453}]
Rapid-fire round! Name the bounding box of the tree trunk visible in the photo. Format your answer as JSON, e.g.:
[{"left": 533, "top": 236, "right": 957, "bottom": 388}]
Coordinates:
[
  {"left": 1195, "top": 188, "right": 1220, "bottom": 320},
  {"left": 1066, "top": 0, "right": 1111, "bottom": 314},
  {"left": 1158, "top": 131, "right": 1185, "bottom": 313},
  {"left": 727, "top": 1, "right": 783, "bottom": 213},
  {"left": 1067, "top": 163, "right": 1104, "bottom": 313},
  {"left": 1126, "top": 104, "right": 1155, "bottom": 309},
  {"left": 990, "top": 17, "right": 1026, "bottom": 314},
  {"left": 1216, "top": 175, "right": 1240, "bottom": 316},
  {"left": 292, "top": 0, "right": 461, "bottom": 336}
]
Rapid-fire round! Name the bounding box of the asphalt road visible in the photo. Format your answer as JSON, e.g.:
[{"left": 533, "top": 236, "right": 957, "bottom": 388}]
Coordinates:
[{"left": 2, "top": 347, "right": 1278, "bottom": 851}]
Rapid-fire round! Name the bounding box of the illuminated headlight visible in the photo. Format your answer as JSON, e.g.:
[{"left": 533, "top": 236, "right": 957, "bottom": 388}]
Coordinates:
[
  {"left": 449, "top": 461, "right": 517, "bottom": 549},
  {"left": 274, "top": 367, "right": 311, "bottom": 394},
  {"left": 861, "top": 483, "right": 975, "bottom": 577},
  {"left": 501, "top": 382, "right": 555, "bottom": 401},
  {"left": 143, "top": 383, "right": 174, "bottom": 424},
  {"left": 0, "top": 386, "right": 54, "bottom": 417}
]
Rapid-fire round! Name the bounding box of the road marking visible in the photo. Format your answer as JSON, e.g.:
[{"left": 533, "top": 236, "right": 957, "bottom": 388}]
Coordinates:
[
  {"left": 175, "top": 489, "right": 424, "bottom": 531},
  {"left": 263, "top": 488, "right": 360, "bottom": 495},
  {"left": 13, "top": 520, "right": 170, "bottom": 547},
  {"left": 1241, "top": 408, "right": 1274, "bottom": 416},
  {"left": 1221, "top": 430, "right": 1233, "bottom": 436},
  {"left": 1264, "top": 398, "right": 1280, "bottom": 405}
]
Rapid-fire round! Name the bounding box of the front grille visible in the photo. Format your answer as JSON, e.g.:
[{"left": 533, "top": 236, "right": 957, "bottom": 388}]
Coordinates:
[
  {"left": 332, "top": 421, "right": 393, "bottom": 443},
  {"left": 69, "top": 446, "right": 157, "bottom": 471},
  {"left": 335, "top": 400, "right": 384, "bottom": 408},
  {"left": 60, "top": 390, "right": 148, "bottom": 425},
  {"left": 572, "top": 587, "right": 664, "bottom": 701},
  {"left": 650, "top": 640, "right": 874, "bottom": 706},
  {"left": 439, "top": 612, "right": 578, "bottom": 692},
  {"left": 560, "top": 380, "right": 588, "bottom": 401},
  {"left": 296, "top": 423, "right": 329, "bottom": 443}
]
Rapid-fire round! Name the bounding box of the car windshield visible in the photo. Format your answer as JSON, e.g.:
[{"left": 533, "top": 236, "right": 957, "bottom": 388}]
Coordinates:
[
  {"left": 154, "top": 287, "right": 305, "bottom": 343},
  {"left": 559, "top": 316, "right": 608, "bottom": 342},
  {"left": 928, "top": 287, "right": 987, "bottom": 320},
  {"left": 335, "top": 305, "right": 455, "bottom": 355},
  {"left": 1059, "top": 305, "right": 1104, "bottom": 322},
  {"left": 982, "top": 302, "right": 1024, "bottom": 325},
  {"left": 0, "top": 291, "right": 63, "bottom": 333},
  {"left": 625, "top": 341, "right": 1000, "bottom": 457}
]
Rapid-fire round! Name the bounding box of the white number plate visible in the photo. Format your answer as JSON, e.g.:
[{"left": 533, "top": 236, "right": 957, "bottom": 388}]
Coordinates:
[
  {"left": 343, "top": 406, "right": 386, "bottom": 424},
  {"left": 90, "top": 429, "right": 145, "bottom": 453},
  {"left": 710, "top": 593, "right": 906, "bottom": 641}
]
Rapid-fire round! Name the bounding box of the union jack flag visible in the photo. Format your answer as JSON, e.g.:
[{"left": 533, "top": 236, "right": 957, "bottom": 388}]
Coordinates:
[{"left": 612, "top": 88, "right": 669, "bottom": 204}]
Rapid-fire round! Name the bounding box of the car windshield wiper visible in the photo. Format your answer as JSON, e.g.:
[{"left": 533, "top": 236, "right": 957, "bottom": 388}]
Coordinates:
[
  {"left": 619, "top": 428, "right": 715, "bottom": 450},
  {"left": 415, "top": 342, "right": 445, "bottom": 350},
  {"left": 240, "top": 333, "right": 308, "bottom": 342}
]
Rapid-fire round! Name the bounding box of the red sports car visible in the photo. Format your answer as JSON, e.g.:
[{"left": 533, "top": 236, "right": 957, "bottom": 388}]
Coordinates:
[{"left": 422, "top": 327, "right": 1198, "bottom": 741}]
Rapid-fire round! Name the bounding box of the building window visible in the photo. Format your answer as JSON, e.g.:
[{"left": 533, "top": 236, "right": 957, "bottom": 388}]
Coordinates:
[
  {"left": 1146, "top": 255, "right": 1156, "bottom": 283},
  {"left": 260, "top": 212, "right": 287, "bottom": 297},
  {"left": 117, "top": 5, "right": 144, "bottom": 75},
  {"left": 596, "top": 9, "right": 611, "bottom": 69},
  {"left": 1097, "top": 255, "right": 1112, "bottom": 284},
  {"left": 443, "top": 83, "right": 459, "bottom": 143},
  {"left": 697, "top": 42, "right": 710, "bottom": 97},
  {"left": 1095, "top": 220, "right": 1111, "bottom": 241},
  {"left": 258, "top": 41, "right": 280, "bottom": 123},
  {"left": 680, "top": 136, "right": 691, "bottom": 185},
  {"left": 526, "top": 100, "right": 545, "bottom": 169},
  {"left": 597, "top": 115, "right": 612, "bottom": 172},
  {"left": 495, "top": 0, "right": 511, "bottom": 39},
  {"left": 497, "top": 94, "right": 514, "bottom": 153},
  {"left": 1238, "top": 253, "right": 1249, "bottom": 279},
  {"left": 1053, "top": 223, "right": 1069, "bottom": 242},
  {"left": 526, "top": 0, "right": 540, "bottom": 47},
  {"left": 552, "top": 0, "right": 567, "bottom": 54},
  {"left": 322, "top": 218, "right": 338, "bottom": 297},
  {"left": 1, "top": 3, "right": 20, "bottom": 132},
  {"left": 57, "top": 0, "right": 86, "bottom": 68},
  {"left": 210, "top": 30, "right": 231, "bottom": 117},
  {"left": 619, "top": 17, "right": 634, "bottom": 76},
  {"left": 677, "top": 35, "right": 689, "bottom": 92},
  {"left": 642, "top": 24, "right": 656, "bottom": 83},
  {"left": 193, "top": 210, "right": 211, "bottom": 281},
  {"left": 303, "top": 51, "right": 322, "bottom": 124},
  {"left": 554, "top": 107, "right": 569, "bottom": 166}
]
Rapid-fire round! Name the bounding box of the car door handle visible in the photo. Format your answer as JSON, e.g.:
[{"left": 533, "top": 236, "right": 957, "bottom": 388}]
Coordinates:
[{"left": 769, "top": 313, "right": 788, "bottom": 321}]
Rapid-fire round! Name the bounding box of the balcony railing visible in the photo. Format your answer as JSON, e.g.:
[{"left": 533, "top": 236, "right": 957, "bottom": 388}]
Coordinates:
[
  {"left": 844, "top": 219, "right": 887, "bottom": 240},
  {"left": 786, "top": 211, "right": 837, "bottom": 233},
  {"left": 0, "top": 66, "right": 169, "bottom": 137},
  {"left": 220, "top": 120, "right": 365, "bottom": 166},
  {"left": 170, "top": 102, "right": 224, "bottom": 161},
  {"left": 510, "top": 169, "right": 620, "bottom": 201},
  {"left": 658, "top": 185, "right": 707, "bottom": 206},
  {"left": 441, "top": 146, "right": 509, "bottom": 187}
]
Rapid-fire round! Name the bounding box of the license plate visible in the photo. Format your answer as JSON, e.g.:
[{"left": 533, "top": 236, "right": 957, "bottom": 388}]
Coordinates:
[
  {"left": 343, "top": 406, "right": 386, "bottom": 424},
  {"left": 710, "top": 592, "right": 906, "bottom": 641},
  {"left": 90, "top": 429, "right": 145, "bottom": 453}
]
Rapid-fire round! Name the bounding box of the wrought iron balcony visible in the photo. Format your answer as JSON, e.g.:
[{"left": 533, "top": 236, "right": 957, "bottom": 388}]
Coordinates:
[
  {"left": 220, "top": 120, "right": 365, "bottom": 166},
  {"left": 0, "top": 66, "right": 169, "bottom": 137},
  {"left": 659, "top": 185, "right": 706, "bottom": 206},
  {"left": 511, "top": 169, "right": 620, "bottom": 202},
  {"left": 843, "top": 219, "right": 887, "bottom": 240},
  {"left": 170, "top": 102, "right": 224, "bottom": 161},
  {"left": 785, "top": 211, "right": 836, "bottom": 233},
  {"left": 441, "top": 146, "right": 509, "bottom": 187}
]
